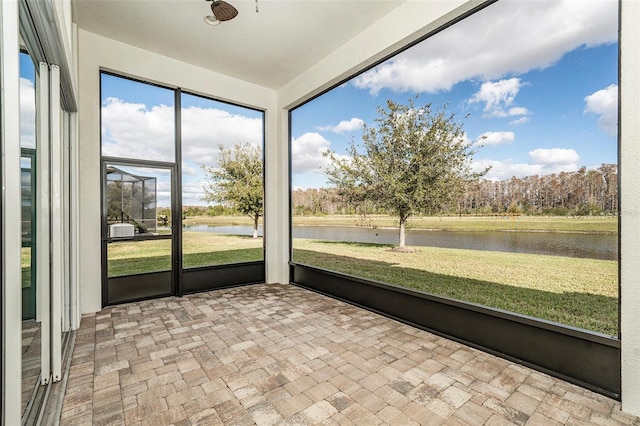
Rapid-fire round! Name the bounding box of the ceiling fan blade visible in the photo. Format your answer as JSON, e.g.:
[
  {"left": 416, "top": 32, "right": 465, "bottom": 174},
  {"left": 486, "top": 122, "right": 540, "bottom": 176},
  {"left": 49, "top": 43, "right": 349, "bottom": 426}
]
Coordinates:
[{"left": 211, "top": 1, "right": 238, "bottom": 21}]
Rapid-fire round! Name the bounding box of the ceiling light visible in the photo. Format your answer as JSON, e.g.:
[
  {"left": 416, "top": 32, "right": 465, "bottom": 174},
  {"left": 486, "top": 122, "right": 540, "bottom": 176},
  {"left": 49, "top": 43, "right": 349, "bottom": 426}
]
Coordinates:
[{"left": 204, "top": 15, "right": 220, "bottom": 26}]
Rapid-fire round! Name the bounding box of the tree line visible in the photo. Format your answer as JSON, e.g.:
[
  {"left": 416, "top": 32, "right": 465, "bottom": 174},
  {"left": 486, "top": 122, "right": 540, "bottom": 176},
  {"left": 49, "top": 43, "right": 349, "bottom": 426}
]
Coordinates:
[{"left": 293, "top": 163, "right": 618, "bottom": 217}]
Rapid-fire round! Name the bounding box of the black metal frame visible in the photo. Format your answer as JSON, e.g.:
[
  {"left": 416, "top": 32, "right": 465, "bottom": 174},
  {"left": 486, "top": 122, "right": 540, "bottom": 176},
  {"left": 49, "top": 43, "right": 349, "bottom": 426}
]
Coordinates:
[
  {"left": 101, "top": 158, "right": 177, "bottom": 306},
  {"left": 290, "top": 263, "right": 621, "bottom": 399},
  {"left": 99, "top": 72, "right": 267, "bottom": 306},
  {"left": 182, "top": 261, "right": 265, "bottom": 294}
]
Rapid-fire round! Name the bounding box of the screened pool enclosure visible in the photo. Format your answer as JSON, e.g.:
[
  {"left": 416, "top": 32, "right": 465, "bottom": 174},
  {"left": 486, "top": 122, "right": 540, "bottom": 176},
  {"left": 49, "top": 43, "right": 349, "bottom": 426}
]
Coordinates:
[{"left": 105, "top": 166, "right": 157, "bottom": 237}]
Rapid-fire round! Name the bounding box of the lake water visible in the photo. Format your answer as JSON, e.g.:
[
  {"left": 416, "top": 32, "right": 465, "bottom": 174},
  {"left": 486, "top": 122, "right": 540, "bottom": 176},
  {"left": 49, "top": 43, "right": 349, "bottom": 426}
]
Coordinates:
[{"left": 182, "top": 224, "right": 617, "bottom": 260}]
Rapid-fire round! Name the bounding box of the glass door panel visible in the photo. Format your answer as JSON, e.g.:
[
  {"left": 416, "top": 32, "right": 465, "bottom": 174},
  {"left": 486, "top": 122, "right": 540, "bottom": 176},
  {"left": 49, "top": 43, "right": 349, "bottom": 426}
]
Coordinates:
[{"left": 104, "top": 163, "right": 175, "bottom": 305}]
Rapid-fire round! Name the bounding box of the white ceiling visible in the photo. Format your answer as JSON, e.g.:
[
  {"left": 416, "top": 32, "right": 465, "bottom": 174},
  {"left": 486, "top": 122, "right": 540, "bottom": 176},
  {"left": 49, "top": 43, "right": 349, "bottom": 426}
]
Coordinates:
[{"left": 73, "top": 0, "right": 406, "bottom": 89}]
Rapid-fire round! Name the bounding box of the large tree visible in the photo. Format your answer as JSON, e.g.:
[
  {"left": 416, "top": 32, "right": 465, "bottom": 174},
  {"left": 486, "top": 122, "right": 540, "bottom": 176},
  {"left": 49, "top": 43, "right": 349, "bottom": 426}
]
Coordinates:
[
  {"left": 202, "top": 143, "right": 263, "bottom": 238},
  {"left": 325, "top": 97, "right": 487, "bottom": 250}
]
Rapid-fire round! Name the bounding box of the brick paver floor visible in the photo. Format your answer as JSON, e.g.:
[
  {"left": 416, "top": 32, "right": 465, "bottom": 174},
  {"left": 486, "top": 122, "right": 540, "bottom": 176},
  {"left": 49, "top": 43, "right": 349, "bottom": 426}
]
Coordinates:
[{"left": 60, "top": 283, "right": 639, "bottom": 425}]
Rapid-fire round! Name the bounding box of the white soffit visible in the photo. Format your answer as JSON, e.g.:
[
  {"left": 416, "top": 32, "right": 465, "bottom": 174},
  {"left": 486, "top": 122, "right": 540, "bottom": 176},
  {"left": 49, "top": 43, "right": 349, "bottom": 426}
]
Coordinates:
[{"left": 73, "top": 0, "right": 406, "bottom": 89}]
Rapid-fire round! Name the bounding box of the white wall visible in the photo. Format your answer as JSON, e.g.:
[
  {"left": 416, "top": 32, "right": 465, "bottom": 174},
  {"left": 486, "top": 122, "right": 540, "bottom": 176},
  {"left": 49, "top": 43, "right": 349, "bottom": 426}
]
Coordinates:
[
  {"left": 620, "top": 0, "right": 640, "bottom": 417},
  {"left": 77, "top": 30, "right": 278, "bottom": 313}
]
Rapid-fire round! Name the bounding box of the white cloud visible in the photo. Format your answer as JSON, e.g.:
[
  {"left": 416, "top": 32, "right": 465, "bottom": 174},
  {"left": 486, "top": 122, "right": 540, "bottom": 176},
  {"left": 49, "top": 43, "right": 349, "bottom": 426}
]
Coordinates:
[
  {"left": 353, "top": 0, "right": 617, "bottom": 94},
  {"left": 469, "top": 78, "right": 528, "bottom": 118},
  {"left": 20, "top": 78, "right": 36, "bottom": 149},
  {"left": 182, "top": 162, "right": 198, "bottom": 176},
  {"left": 473, "top": 159, "right": 545, "bottom": 181},
  {"left": 473, "top": 157, "right": 579, "bottom": 181},
  {"left": 475, "top": 131, "right": 515, "bottom": 147},
  {"left": 508, "top": 107, "right": 529, "bottom": 117},
  {"left": 529, "top": 148, "right": 579, "bottom": 165},
  {"left": 509, "top": 117, "right": 530, "bottom": 125},
  {"left": 584, "top": 84, "right": 618, "bottom": 137},
  {"left": 101, "top": 98, "right": 263, "bottom": 167},
  {"left": 291, "top": 132, "right": 334, "bottom": 174},
  {"left": 182, "top": 180, "right": 208, "bottom": 206},
  {"left": 473, "top": 148, "right": 580, "bottom": 180},
  {"left": 101, "top": 98, "right": 175, "bottom": 161},
  {"left": 318, "top": 117, "right": 364, "bottom": 133},
  {"left": 181, "top": 106, "right": 262, "bottom": 167}
]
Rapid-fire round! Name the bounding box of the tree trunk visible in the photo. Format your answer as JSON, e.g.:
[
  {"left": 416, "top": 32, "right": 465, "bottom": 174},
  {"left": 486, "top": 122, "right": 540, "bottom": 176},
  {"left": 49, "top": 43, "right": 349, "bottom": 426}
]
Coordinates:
[
  {"left": 399, "top": 219, "right": 406, "bottom": 248},
  {"left": 253, "top": 214, "right": 259, "bottom": 239}
]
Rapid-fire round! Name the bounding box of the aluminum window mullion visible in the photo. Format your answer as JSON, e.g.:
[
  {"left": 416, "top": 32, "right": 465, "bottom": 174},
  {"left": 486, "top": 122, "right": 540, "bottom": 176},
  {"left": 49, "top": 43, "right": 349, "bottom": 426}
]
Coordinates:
[
  {"left": 36, "top": 61, "right": 51, "bottom": 385},
  {"left": 62, "top": 111, "right": 70, "bottom": 333},
  {"left": 69, "top": 112, "right": 80, "bottom": 330},
  {"left": 1, "top": 0, "right": 24, "bottom": 423},
  {"left": 49, "top": 64, "right": 62, "bottom": 382}
]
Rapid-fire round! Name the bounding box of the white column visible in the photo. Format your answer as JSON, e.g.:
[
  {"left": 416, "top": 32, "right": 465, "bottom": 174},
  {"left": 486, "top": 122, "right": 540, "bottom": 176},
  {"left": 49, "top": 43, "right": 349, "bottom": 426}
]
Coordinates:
[
  {"left": 620, "top": 0, "right": 640, "bottom": 417},
  {"left": 264, "top": 102, "right": 290, "bottom": 284},
  {"left": 37, "top": 61, "right": 51, "bottom": 385},
  {"left": 277, "top": 109, "right": 290, "bottom": 284},
  {"left": 1, "top": 0, "right": 23, "bottom": 423}
]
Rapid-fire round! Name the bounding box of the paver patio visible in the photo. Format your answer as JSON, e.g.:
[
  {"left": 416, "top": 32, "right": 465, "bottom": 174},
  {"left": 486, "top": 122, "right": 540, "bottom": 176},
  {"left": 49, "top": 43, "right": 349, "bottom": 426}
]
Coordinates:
[{"left": 60, "top": 283, "right": 639, "bottom": 425}]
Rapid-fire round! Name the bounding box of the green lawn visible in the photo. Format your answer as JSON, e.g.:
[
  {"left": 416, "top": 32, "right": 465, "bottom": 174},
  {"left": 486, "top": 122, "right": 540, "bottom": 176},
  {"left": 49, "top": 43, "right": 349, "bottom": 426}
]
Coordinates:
[
  {"left": 107, "top": 232, "right": 263, "bottom": 276},
  {"left": 22, "top": 247, "right": 31, "bottom": 288},
  {"left": 293, "top": 239, "right": 618, "bottom": 335}
]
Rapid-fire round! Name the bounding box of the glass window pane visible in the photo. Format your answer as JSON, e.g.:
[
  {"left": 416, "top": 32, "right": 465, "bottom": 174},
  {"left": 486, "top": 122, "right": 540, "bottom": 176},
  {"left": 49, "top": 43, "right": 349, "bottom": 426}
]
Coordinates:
[
  {"left": 19, "top": 52, "right": 35, "bottom": 149},
  {"left": 181, "top": 93, "right": 264, "bottom": 268},
  {"left": 106, "top": 164, "right": 172, "bottom": 277},
  {"left": 101, "top": 73, "right": 175, "bottom": 162},
  {"left": 291, "top": 0, "right": 619, "bottom": 335},
  {"left": 19, "top": 51, "right": 39, "bottom": 417}
]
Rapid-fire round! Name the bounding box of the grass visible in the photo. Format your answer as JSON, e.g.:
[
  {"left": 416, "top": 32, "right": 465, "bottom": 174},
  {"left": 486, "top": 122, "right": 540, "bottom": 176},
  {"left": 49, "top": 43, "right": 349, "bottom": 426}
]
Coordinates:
[
  {"left": 22, "top": 247, "right": 32, "bottom": 288},
  {"left": 107, "top": 232, "right": 263, "bottom": 276},
  {"left": 292, "top": 239, "right": 618, "bottom": 335},
  {"left": 291, "top": 214, "right": 618, "bottom": 234}
]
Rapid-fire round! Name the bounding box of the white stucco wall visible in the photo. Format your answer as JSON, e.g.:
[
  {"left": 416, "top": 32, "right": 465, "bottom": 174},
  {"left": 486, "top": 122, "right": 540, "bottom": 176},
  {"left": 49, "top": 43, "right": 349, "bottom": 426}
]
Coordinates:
[
  {"left": 620, "top": 0, "right": 640, "bottom": 417},
  {"left": 77, "top": 30, "right": 278, "bottom": 313}
]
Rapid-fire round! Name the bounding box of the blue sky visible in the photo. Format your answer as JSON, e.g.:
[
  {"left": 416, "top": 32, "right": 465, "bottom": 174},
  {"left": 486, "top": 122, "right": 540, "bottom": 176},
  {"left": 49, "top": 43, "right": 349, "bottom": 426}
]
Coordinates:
[
  {"left": 291, "top": 0, "right": 618, "bottom": 189},
  {"left": 19, "top": 0, "right": 619, "bottom": 206}
]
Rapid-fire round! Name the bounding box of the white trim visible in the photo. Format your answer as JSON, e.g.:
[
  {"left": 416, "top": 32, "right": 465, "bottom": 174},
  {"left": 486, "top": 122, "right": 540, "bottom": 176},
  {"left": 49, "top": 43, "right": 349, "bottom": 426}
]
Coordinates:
[
  {"left": 36, "top": 60, "right": 51, "bottom": 385},
  {"left": 620, "top": 0, "right": 640, "bottom": 417},
  {"left": 69, "top": 111, "right": 80, "bottom": 330},
  {"left": 1, "top": 0, "right": 23, "bottom": 423},
  {"left": 49, "top": 64, "right": 62, "bottom": 382},
  {"left": 62, "top": 110, "right": 70, "bottom": 333}
]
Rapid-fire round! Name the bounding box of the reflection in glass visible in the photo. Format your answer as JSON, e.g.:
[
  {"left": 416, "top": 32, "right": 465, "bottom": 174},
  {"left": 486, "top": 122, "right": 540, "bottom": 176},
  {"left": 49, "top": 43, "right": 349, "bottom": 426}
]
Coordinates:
[
  {"left": 106, "top": 166, "right": 158, "bottom": 236},
  {"left": 20, "top": 51, "right": 40, "bottom": 417},
  {"left": 181, "top": 93, "right": 264, "bottom": 268}
]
